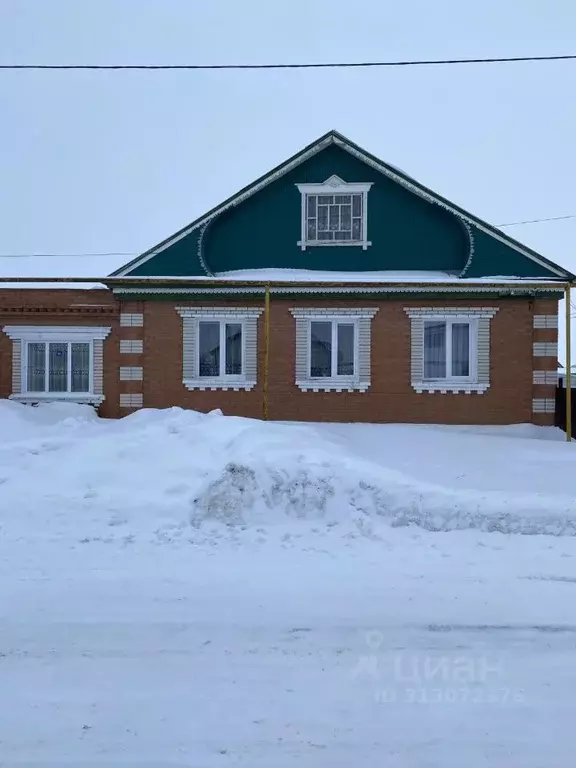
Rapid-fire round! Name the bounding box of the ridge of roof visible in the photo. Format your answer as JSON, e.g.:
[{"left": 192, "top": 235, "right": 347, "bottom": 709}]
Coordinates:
[{"left": 111, "top": 130, "right": 573, "bottom": 280}]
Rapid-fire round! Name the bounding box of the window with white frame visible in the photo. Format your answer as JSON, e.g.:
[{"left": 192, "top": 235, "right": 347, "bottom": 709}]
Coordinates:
[
  {"left": 305, "top": 193, "right": 363, "bottom": 243},
  {"left": 296, "top": 176, "right": 372, "bottom": 250},
  {"left": 26, "top": 340, "right": 92, "bottom": 393},
  {"left": 290, "top": 308, "right": 378, "bottom": 392},
  {"left": 310, "top": 320, "right": 356, "bottom": 378},
  {"left": 176, "top": 307, "right": 263, "bottom": 391},
  {"left": 2, "top": 326, "right": 111, "bottom": 403},
  {"left": 423, "top": 319, "right": 475, "bottom": 380},
  {"left": 404, "top": 308, "right": 498, "bottom": 394},
  {"left": 198, "top": 320, "right": 243, "bottom": 378}
]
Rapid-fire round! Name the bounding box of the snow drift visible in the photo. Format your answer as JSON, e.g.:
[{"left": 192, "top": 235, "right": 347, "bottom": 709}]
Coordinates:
[{"left": 1, "top": 400, "right": 575, "bottom": 543}]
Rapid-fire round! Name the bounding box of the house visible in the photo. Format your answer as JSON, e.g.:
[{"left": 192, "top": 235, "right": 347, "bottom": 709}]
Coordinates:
[{"left": 0, "top": 130, "right": 573, "bottom": 425}]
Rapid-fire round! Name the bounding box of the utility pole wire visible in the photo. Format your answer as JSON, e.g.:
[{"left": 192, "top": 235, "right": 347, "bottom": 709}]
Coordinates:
[
  {"left": 1, "top": 213, "right": 575, "bottom": 258},
  {"left": 497, "top": 214, "right": 576, "bottom": 227},
  {"left": 1, "top": 54, "right": 576, "bottom": 71}
]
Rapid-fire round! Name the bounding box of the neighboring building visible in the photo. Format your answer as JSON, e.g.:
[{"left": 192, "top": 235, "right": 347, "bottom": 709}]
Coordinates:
[{"left": 0, "top": 130, "right": 573, "bottom": 425}]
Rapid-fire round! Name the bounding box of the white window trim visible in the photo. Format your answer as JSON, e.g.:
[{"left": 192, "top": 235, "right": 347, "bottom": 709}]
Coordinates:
[
  {"left": 176, "top": 307, "right": 263, "bottom": 391},
  {"left": 422, "top": 316, "right": 479, "bottom": 388},
  {"left": 532, "top": 398, "right": 555, "bottom": 413},
  {"left": 296, "top": 176, "right": 373, "bottom": 251},
  {"left": 2, "top": 325, "right": 111, "bottom": 404},
  {"left": 196, "top": 317, "right": 247, "bottom": 385},
  {"left": 404, "top": 307, "right": 498, "bottom": 394},
  {"left": 120, "top": 393, "right": 143, "bottom": 408},
  {"left": 290, "top": 308, "right": 378, "bottom": 393},
  {"left": 307, "top": 317, "right": 359, "bottom": 387}
]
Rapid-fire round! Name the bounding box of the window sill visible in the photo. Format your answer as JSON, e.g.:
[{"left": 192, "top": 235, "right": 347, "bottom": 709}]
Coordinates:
[
  {"left": 296, "top": 379, "right": 369, "bottom": 393},
  {"left": 10, "top": 393, "right": 105, "bottom": 405},
  {"left": 297, "top": 240, "right": 371, "bottom": 251},
  {"left": 412, "top": 381, "right": 488, "bottom": 394},
  {"left": 183, "top": 379, "right": 257, "bottom": 392}
]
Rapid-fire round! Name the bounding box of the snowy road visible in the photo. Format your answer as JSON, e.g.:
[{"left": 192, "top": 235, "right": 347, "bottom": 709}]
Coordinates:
[
  {"left": 2, "top": 404, "right": 576, "bottom": 765},
  {"left": 2, "top": 532, "right": 576, "bottom": 767}
]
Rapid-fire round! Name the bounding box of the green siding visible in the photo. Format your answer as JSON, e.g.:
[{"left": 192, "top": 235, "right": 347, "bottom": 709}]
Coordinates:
[
  {"left": 465, "top": 227, "right": 560, "bottom": 278},
  {"left": 130, "top": 145, "right": 467, "bottom": 276},
  {"left": 124, "top": 142, "right": 567, "bottom": 280},
  {"left": 205, "top": 146, "right": 466, "bottom": 273},
  {"left": 130, "top": 231, "right": 204, "bottom": 277}
]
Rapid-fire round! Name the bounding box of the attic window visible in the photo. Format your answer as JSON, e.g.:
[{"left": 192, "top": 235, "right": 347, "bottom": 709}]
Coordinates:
[{"left": 296, "top": 176, "right": 372, "bottom": 250}]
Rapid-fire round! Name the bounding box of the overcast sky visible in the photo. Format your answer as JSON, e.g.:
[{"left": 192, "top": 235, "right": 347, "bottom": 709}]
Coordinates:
[{"left": 1, "top": 0, "right": 575, "bottom": 353}]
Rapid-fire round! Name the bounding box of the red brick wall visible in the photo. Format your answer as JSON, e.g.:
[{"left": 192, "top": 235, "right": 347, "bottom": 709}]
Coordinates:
[
  {"left": 137, "top": 295, "right": 558, "bottom": 425},
  {"left": 0, "top": 289, "right": 121, "bottom": 419},
  {"left": 0, "top": 290, "right": 560, "bottom": 425}
]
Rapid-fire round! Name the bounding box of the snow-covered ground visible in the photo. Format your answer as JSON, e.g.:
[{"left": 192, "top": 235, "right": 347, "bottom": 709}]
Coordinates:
[{"left": 1, "top": 402, "right": 575, "bottom": 766}]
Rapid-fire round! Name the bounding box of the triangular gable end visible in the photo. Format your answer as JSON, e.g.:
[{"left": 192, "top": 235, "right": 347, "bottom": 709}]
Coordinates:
[{"left": 112, "top": 130, "right": 573, "bottom": 281}]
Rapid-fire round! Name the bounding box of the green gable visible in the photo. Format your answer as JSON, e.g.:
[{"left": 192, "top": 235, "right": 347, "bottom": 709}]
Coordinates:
[
  {"left": 114, "top": 131, "right": 572, "bottom": 282},
  {"left": 464, "top": 227, "right": 561, "bottom": 279}
]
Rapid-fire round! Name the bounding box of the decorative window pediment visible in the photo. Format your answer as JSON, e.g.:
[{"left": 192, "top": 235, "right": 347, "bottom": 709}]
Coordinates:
[{"left": 296, "top": 177, "right": 373, "bottom": 251}]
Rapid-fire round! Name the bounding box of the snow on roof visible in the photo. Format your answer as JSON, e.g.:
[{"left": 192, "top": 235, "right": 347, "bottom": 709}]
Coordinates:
[
  {"left": 0, "top": 254, "right": 123, "bottom": 289},
  {"left": 0, "top": 282, "right": 107, "bottom": 290},
  {"left": 213, "top": 269, "right": 561, "bottom": 285},
  {"left": 0, "top": 266, "right": 564, "bottom": 289}
]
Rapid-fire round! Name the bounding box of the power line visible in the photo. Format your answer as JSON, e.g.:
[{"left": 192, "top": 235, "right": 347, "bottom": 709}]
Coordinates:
[
  {"left": 2, "top": 213, "right": 575, "bottom": 258},
  {"left": 497, "top": 214, "right": 576, "bottom": 227},
  {"left": 1, "top": 54, "right": 576, "bottom": 71},
  {"left": 0, "top": 252, "right": 134, "bottom": 258}
]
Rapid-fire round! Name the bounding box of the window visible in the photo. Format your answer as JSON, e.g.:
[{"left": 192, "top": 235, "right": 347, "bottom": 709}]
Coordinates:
[
  {"left": 176, "top": 307, "right": 263, "bottom": 391},
  {"left": 296, "top": 176, "right": 372, "bottom": 250},
  {"left": 423, "top": 320, "right": 472, "bottom": 380},
  {"left": 306, "top": 194, "right": 363, "bottom": 243},
  {"left": 290, "top": 308, "right": 378, "bottom": 392},
  {"left": 310, "top": 321, "right": 355, "bottom": 378},
  {"left": 26, "top": 341, "right": 91, "bottom": 393},
  {"left": 404, "top": 308, "right": 498, "bottom": 394},
  {"left": 198, "top": 321, "right": 243, "bottom": 378},
  {"left": 2, "top": 326, "right": 111, "bottom": 403}
]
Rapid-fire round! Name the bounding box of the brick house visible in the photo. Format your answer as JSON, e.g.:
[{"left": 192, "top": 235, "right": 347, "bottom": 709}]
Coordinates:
[{"left": 1, "top": 130, "right": 572, "bottom": 425}]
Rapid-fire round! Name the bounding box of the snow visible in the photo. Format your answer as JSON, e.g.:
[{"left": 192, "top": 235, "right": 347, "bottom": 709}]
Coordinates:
[
  {"left": 213, "top": 268, "right": 560, "bottom": 284},
  {"left": 0, "top": 260, "right": 562, "bottom": 288},
  {"left": 1, "top": 402, "right": 575, "bottom": 765},
  {"left": 0, "top": 253, "right": 121, "bottom": 288},
  {"left": 0, "top": 281, "right": 107, "bottom": 289}
]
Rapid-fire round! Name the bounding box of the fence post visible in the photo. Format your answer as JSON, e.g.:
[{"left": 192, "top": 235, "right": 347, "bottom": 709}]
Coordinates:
[{"left": 566, "top": 283, "right": 572, "bottom": 442}]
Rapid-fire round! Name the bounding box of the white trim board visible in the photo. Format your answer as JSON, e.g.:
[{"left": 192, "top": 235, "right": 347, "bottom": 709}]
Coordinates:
[
  {"left": 11, "top": 393, "right": 105, "bottom": 405},
  {"left": 3, "top": 325, "right": 111, "bottom": 342},
  {"left": 112, "top": 285, "right": 564, "bottom": 296},
  {"left": 112, "top": 131, "right": 571, "bottom": 279}
]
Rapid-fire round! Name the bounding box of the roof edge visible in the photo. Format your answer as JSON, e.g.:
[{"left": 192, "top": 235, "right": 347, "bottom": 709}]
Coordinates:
[{"left": 110, "top": 130, "right": 338, "bottom": 277}]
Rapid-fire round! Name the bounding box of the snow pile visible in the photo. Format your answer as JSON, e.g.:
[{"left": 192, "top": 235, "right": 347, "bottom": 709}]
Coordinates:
[
  {"left": 0, "top": 398, "right": 98, "bottom": 440},
  {"left": 192, "top": 431, "right": 576, "bottom": 537},
  {"left": 1, "top": 401, "right": 575, "bottom": 543}
]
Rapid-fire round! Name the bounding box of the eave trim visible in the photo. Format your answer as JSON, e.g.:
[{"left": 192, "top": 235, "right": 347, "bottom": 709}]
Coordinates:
[{"left": 111, "top": 283, "right": 564, "bottom": 296}]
